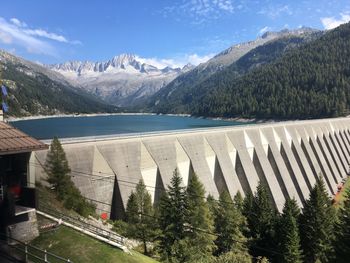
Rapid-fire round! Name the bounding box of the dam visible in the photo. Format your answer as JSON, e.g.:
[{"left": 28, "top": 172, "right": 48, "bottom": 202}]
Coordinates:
[{"left": 31, "top": 117, "right": 350, "bottom": 219}]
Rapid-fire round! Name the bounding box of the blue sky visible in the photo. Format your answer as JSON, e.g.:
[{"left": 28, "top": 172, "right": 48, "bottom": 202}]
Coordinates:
[{"left": 0, "top": 0, "right": 349, "bottom": 67}]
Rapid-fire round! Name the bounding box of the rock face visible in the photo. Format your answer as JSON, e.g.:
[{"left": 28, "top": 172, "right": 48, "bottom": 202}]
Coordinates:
[
  {"left": 0, "top": 50, "right": 115, "bottom": 117},
  {"left": 48, "top": 54, "right": 194, "bottom": 106}
]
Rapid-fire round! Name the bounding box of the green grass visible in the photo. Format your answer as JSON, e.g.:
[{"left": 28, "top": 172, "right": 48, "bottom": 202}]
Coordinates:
[
  {"left": 30, "top": 226, "right": 158, "bottom": 263},
  {"left": 33, "top": 186, "right": 157, "bottom": 262}
]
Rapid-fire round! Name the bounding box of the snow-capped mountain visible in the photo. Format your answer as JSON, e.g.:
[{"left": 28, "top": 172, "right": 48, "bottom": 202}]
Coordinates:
[{"left": 48, "top": 54, "right": 194, "bottom": 106}]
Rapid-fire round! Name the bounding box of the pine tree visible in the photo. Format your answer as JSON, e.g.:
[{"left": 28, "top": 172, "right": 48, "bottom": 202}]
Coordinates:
[
  {"left": 179, "top": 173, "right": 216, "bottom": 262},
  {"left": 158, "top": 168, "right": 187, "bottom": 261},
  {"left": 215, "top": 190, "right": 247, "bottom": 256},
  {"left": 300, "top": 178, "right": 336, "bottom": 263},
  {"left": 125, "top": 192, "right": 138, "bottom": 223},
  {"left": 125, "top": 180, "right": 156, "bottom": 255},
  {"left": 282, "top": 197, "right": 300, "bottom": 220},
  {"left": 45, "top": 137, "right": 95, "bottom": 217},
  {"left": 45, "top": 137, "right": 71, "bottom": 200},
  {"left": 248, "top": 182, "right": 277, "bottom": 260},
  {"left": 277, "top": 198, "right": 303, "bottom": 263},
  {"left": 234, "top": 191, "right": 244, "bottom": 213},
  {"left": 214, "top": 250, "right": 252, "bottom": 263},
  {"left": 207, "top": 194, "right": 218, "bottom": 213},
  {"left": 334, "top": 188, "right": 350, "bottom": 262},
  {"left": 242, "top": 191, "right": 254, "bottom": 239}
]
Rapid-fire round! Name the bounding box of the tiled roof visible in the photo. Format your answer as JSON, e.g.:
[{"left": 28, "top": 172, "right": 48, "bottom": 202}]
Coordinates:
[{"left": 0, "top": 121, "right": 48, "bottom": 155}]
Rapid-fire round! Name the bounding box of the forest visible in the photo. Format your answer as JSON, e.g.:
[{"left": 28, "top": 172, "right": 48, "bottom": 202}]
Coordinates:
[
  {"left": 119, "top": 169, "right": 350, "bottom": 263},
  {"left": 151, "top": 22, "right": 350, "bottom": 120}
]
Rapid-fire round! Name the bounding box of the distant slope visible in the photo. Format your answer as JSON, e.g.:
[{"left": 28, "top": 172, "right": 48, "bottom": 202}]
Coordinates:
[
  {"left": 0, "top": 50, "right": 117, "bottom": 117},
  {"left": 186, "top": 22, "right": 350, "bottom": 119},
  {"left": 48, "top": 54, "right": 194, "bottom": 106},
  {"left": 148, "top": 28, "right": 321, "bottom": 114}
]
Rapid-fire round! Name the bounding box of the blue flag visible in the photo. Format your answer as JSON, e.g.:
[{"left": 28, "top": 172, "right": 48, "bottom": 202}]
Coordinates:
[
  {"left": 1, "top": 85, "right": 8, "bottom": 96},
  {"left": 2, "top": 102, "right": 8, "bottom": 112}
]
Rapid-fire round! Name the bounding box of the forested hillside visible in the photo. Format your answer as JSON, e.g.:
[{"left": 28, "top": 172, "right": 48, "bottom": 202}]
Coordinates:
[
  {"left": 0, "top": 51, "right": 117, "bottom": 117},
  {"left": 151, "top": 23, "right": 350, "bottom": 120}
]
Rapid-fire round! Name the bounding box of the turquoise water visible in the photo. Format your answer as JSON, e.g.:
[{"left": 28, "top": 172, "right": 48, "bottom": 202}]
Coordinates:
[{"left": 11, "top": 114, "right": 251, "bottom": 140}]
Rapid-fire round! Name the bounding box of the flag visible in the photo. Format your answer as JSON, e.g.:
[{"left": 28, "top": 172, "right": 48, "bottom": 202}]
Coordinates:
[
  {"left": 1, "top": 85, "right": 8, "bottom": 96},
  {"left": 2, "top": 102, "right": 8, "bottom": 112}
]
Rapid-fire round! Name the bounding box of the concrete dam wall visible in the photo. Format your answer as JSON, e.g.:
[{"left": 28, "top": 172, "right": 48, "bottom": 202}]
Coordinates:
[{"left": 32, "top": 117, "right": 350, "bottom": 219}]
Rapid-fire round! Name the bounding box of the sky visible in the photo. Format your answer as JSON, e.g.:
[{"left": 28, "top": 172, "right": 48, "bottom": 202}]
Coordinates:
[{"left": 0, "top": 0, "right": 349, "bottom": 68}]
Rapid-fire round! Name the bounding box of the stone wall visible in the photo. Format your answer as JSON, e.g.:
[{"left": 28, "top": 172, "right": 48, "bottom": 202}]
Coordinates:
[{"left": 8, "top": 210, "right": 39, "bottom": 243}]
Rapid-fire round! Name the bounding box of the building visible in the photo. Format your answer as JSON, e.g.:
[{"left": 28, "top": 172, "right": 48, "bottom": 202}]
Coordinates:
[{"left": 0, "top": 112, "right": 48, "bottom": 242}]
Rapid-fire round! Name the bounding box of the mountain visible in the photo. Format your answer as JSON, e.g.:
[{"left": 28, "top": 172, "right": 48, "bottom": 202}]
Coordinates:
[
  {"left": 0, "top": 50, "right": 117, "bottom": 117},
  {"left": 147, "top": 27, "right": 321, "bottom": 115},
  {"left": 48, "top": 54, "right": 194, "bottom": 106},
  {"left": 146, "top": 27, "right": 319, "bottom": 113},
  {"left": 152, "top": 23, "right": 350, "bottom": 120}
]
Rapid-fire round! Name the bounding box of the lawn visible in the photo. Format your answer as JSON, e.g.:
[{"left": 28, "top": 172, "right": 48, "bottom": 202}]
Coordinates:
[{"left": 30, "top": 226, "right": 158, "bottom": 263}]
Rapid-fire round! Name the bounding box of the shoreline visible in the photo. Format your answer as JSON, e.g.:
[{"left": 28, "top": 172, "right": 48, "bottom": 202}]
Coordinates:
[
  {"left": 7, "top": 112, "right": 154, "bottom": 122},
  {"left": 7, "top": 112, "right": 264, "bottom": 124}
]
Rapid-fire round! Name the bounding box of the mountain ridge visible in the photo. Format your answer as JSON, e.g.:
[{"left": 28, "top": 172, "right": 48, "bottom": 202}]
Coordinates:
[
  {"left": 47, "top": 54, "right": 195, "bottom": 106},
  {"left": 147, "top": 27, "right": 321, "bottom": 113},
  {"left": 150, "top": 22, "right": 350, "bottom": 120},
  {"left": 48, "top": 53, "right": 194, "bottom": 76},
  {"left": 0, "top": 50, "right": 117, "bottom": 117}
]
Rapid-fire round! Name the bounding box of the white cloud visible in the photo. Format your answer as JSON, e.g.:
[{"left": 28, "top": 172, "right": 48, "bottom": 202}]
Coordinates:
[
  {"left": 0, "top": 17, "right": 81, "bottom": 56},
  {"left": 321, "top": 13, "right": 350, "bottom": 30},
  {"left": 163, "top": 0, "right": 241, "bottom": 25},
  {"left": 187, "top": 53, "right": 214, "bottom": 65},
  {"left": 136, "top": 53, "right": 215, "bottom": 69},
  {"left": 258, "top": 26, "right": 271, "bottom": 35},
  {"left": 23, "top": 29, "right": 69, "bottom": 43},
  {"left": 258, "top": 5, "right": 293, "bottom": 19},
  {"left": 10, "top": 18, "right": 27, "bottom": 27}
]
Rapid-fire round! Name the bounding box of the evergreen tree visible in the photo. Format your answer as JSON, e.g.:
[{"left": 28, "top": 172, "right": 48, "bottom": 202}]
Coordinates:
[
  {"left": 214, "top": 190, "right": 247, "bottom": 256},
  {"left": 207, "top": 194, "right": 218, "bottom": 213},
  {"left": 282, "top": 197, "right": 300, "bottom": 220},
  {"left": 248, "top": 182, "right": 277, "bottom": 260},
  {"left": 242, "top": 192, "right": 254, "bottom": 238},
  {"left": 234, "top": 191, "right": 244, "bottom": 213},
  {"left": 214, "top": 250, "right": 252, "bottom": 263},
  {"left": 125, "top": 180, "right": 156, "bottom": 255},
  {"left": 125, "top": 192, "right": 138, "bottom": 223},
  {"left": 277, "top": 198, "right": 303, "bottom": 263},
  {"left": 334, "top": 188, "right": 350, "bottom": 262},
  {"left": 158, "top": 168, "right": 187, "bottom": 261},
  {"left": 300, "top": 178, "right": 336, "bottom": 263},
  {"left": 45, "top": 137, "right": 95, "bottom": 217},
  {"left": 179, "top": 172, "right": 216, "bottom": 262},
  {"left": 45, "top": 137, "right": 71, "bottom": 200}
]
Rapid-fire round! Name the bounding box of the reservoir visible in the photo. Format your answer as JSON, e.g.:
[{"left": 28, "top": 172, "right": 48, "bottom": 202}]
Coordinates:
[{"left": 11, "top": 114, "right": 251, "bottom": 140}]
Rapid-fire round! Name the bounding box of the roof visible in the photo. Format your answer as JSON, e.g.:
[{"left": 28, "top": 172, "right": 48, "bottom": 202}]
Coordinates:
[{"left": 0, "top": 121, "right": 48, "bottom": 155}]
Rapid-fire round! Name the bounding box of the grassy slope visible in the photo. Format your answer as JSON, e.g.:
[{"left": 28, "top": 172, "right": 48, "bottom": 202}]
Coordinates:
[
  {"left": 36, "top": 185, "right": 83, "bottom": 218},
  {"left": 33, "top": 186, "right": 157, "bottom": 262},
  {"left": 31, "top": 226, "right": 157, "bottom": 263}
]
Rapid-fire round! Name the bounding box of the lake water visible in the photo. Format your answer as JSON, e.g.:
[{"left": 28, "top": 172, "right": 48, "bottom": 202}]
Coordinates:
[{"left": 11, "top": 114, "right": 252, "bottom": 140}]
